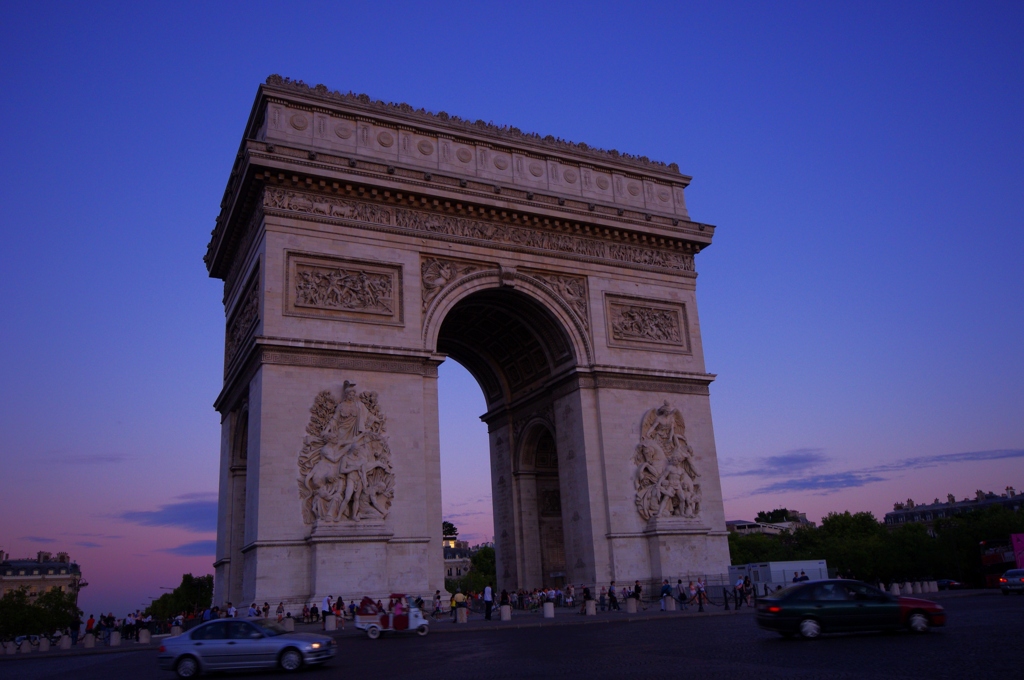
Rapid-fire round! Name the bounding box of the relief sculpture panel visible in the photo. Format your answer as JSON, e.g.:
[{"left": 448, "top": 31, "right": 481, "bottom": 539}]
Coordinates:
[
  {"left": 604, "top": 294, "right": 690, "bottom": 353},
  {"left": 527, "top": 271, "right": 589, "bottom": 332},
  {"left": 633, "top": 401, "right": 701, "bottom": 521},
  {"left": 297, "top": 382, "right": 395, "bottom": 527},
  {"left": 420, "top": 257, "right": 480, "bottom": 311},
  {"left": 224, "top": 268, "right": 260, "bottom": 369},
  {"left": 285, "top": 252, "right": 403, "bottom": 325}
]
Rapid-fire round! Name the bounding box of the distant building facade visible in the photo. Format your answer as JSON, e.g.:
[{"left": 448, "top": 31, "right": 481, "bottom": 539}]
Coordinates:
[
  {"left": 726, "top": 510, "right": 816, "bottom": 535},
  {"left": 884, "top": 487, "right": 1021, "bottom": 534},
  {"left": 443, "top": 539, "right": 473, "bottom": 579},
  {"left": 0, "top": 549, "right": 83, "bottom": 602}
]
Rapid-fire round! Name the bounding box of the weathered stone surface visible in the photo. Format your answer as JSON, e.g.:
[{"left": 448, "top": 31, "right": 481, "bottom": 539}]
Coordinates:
[{"left": 209, "top": 79, "right": 728, "bottom": 610}]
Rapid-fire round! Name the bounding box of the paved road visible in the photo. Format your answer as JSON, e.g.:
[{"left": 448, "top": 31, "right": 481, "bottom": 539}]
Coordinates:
[{"left": 4, "top": 594, "right": 1022, "bottom": 679}]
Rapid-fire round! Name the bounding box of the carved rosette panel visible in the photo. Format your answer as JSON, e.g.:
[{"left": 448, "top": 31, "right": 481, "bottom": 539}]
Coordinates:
[
  {"left": 632, "top": 401, "right": 701, "bottom": 521},
  {"left": 527, "top": 271, "right": 590, "bottom": 332},
  {"left": 420, "top": 257, "right": 479, "bottom": 311},
  {"left": 260, "top": 186, "right": 695, "bottom": 273},
  {"left": 297, "top": 383, "right": 395, "bottom": 526},
  {"left": 604, "top": 294, "right": 690, "bottom": 353},
  {"left": 225, "top": 269, "right": 260, "bottom": 369},
  {"left": 285, "top": 252, "right": 403, "bottom": 325}
]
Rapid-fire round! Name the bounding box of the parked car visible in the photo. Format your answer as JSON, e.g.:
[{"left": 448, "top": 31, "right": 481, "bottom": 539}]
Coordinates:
[
  {"left": 158, "top": 618, "right": 335, "bottom": 678},
  {"left": 755, "top": 579, "right": 946, "bottom": 639},
  {"left": 936, "top": 579, "right": 963, "bottom": 590},
  {"left": 999, "top": 569, "right": 1024, "bottom": 595}
]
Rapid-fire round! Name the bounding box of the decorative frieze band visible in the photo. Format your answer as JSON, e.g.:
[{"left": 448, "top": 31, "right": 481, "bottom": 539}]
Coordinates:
[
  {"left": 604, "top": 294, "right": 690, "bottom": 354},
  {"left": 259, "top": 347, "right": 437, "bottom": 377},
  {"left": 262, "top": 187, "right": 695, "bottom": 274}
]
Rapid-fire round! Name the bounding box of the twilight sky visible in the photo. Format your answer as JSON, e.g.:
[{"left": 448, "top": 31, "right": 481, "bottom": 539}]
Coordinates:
[{"left": 1, "top": 2, "right": 1021, "bottom": 616}]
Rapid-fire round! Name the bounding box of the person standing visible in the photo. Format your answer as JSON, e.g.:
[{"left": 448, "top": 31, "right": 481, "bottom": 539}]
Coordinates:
[
  {"left": 633, "top": 580, "right": 645, "bottom": 610},
  {"left": 276, "top": 602, "right": 285, "bottom": 622},
  {"left": 483, "top": 583, "right": 494, "bottom": 620},
  {"left": 85, "top": 614, "right": 95, "bottom": 635},
  {"left": 608, "top": 581, "right": 619, "bottom": 611},
  {"left": 660, "top": 580, "right": 672, "bottom": 611},
  {"left": 676, "top": 580, "right": 688, "bottom": 610}
]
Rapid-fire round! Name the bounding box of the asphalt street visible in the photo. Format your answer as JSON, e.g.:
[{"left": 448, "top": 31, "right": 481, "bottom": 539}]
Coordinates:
[{"left": 3, "top": 594, "right": 1022, "bottom": 679}]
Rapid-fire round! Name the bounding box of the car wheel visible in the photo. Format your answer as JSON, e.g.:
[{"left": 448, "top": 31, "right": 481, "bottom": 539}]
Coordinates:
[
  {"left": 908, "top": 612, "right": 929, "bottom": 633},
  {"left": 416, "top": 625, "right": 428, "bottom": 636},
  {"left": 175, "top": 655, "right": 200, "bottom": 679},
  {"left": 366, "top": 626, "right": 381, "bottom": 640},
  {"left": 799, "top": 618, "right": 821, "bottom": 639},
  {"left": 279, "top": 648, "right": 303, "bottom": 672}
]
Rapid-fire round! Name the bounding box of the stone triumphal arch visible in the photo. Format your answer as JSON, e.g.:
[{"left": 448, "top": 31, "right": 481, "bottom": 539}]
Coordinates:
[{"left": 207, "top": 76, "right": 730, "bottom": 607}]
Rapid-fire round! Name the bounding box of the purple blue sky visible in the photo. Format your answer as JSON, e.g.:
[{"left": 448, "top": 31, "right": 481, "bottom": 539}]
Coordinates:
[{"left": 1, "top": 2, "right": 1021, "bottom": 616}]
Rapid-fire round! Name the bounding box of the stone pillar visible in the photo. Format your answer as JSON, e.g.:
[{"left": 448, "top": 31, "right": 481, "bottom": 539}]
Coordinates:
[
  {"left": 585, "top": 600, "right": 597, "bottom": 616},
  {"left": 58, "top": 635, "right": 72, "bottom": 650},
  {"left": 38, "top": 638, "right": 50, "bottom": 652},
  {"left": 170, "top": 626, "right": 182, "bottom": 636},
  {"left": 456, "top": 607, "right": 468, "bottom": 623},
  {"left": 665, "top": 596, "right": 676, "bottom": 611},
  {"left": 283, "top": 618, "right": 295, "bottom": 632},
  {"left": 542, "top": 601, "right": 555, "bottom": 618},
  {"left": 625, "top": 597, "right": 637, "bottom": 614},
  {"left": 83, "top": 634, "right": 95, "bottom": 648},
  {"left": 138, "top": 629, "right": 151, "bottom": 644},
  {"left": 110, "top": 631, "right": 121, "bottom": 647},
  {"left": 19, "top": 640, "right": 32, "bottom": 653},
  {"left": 323, "top": 614, "right": 337, "bottom": 631},
  {"left": 500, "top": 605, "right": 512, "bottom": 621}
]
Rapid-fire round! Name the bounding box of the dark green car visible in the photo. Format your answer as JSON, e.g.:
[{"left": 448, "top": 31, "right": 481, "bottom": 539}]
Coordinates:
[{"left": 756, "top": 579, "right": 946, "bottom": 639}]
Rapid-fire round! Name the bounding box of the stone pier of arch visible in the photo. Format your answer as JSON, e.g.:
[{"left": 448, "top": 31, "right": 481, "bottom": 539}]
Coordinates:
[{"left": 207, "top": 76, "right": 731, "bottom": 608}]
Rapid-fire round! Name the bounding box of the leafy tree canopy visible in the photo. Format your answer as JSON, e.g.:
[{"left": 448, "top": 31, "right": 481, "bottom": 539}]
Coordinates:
[
  {"left": 755, "top": 508, "right": 792, "bottom": 523},
  {"left": 442, "top": 521, "right": 459, "bottom": 539},
  {"left": 145, "top": 573, "right": 213, "bottom": 620}
]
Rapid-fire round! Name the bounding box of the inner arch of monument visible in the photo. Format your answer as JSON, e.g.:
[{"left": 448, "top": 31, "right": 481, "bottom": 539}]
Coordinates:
[{"left": 436, "top": 287, "right": 576, "bottom": 589}]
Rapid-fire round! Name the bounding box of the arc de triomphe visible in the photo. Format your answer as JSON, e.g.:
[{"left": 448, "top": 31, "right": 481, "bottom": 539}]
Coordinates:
[{"left": 207, "top": 76, "right": 730, "bottom": 607}]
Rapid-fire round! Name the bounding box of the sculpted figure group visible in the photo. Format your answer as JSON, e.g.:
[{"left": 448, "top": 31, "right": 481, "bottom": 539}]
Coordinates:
[
  {"left": 298, "top": 382, "right": 395, "bottom": 525},
  {"left": 633, "top": 401, "right": 702, "bottom": 521}
]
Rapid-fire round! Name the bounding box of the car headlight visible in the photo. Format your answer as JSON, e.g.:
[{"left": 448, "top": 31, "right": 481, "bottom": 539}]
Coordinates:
[{"left": 310, "top": 643, "right": 321, "bottom": 649}]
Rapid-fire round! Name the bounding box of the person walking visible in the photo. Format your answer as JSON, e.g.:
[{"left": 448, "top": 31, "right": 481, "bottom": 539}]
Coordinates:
[
  {"left": 634, "top": 580, "right": 646, "bottom": 610},
  {"left": 608, "top": 581, "right": 619, "bottom": 611},
  {"left": 676, "top": 580, "right": 688, "bottom": 610},
  {"left": 483, "top": 582, "right": 494, "bottom": 620},
  {"left": 660, "top": 580, "right": 672, "bottom": 611},
  {"left": 432, "top": 590, "right": 442, "bottom": 621}
]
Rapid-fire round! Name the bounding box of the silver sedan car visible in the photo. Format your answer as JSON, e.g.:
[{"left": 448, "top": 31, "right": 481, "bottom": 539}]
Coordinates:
[{"left": 158, "top": 618, "right": 335, "bottom": 677}]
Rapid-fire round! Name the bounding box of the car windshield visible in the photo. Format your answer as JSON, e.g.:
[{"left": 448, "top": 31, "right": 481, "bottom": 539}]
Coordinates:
[
  {"left": 772, "top": 584, "right": 809, "bottom": 600},
  {"left": 251, "top": 619, "right": 289, "bottom": 636},
  {"left": 1005, "top": 570, "right": 1024, "bottom": 577}
]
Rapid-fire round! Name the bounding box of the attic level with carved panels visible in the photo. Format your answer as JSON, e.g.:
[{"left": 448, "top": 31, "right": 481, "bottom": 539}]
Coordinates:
[{"left": 205, "top": 76, "right": 716, "bottom": 282}]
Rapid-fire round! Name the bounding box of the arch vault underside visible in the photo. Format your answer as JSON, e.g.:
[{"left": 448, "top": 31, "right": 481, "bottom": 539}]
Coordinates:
[{"left": 207, "top": 77, "right": 730, "bottom": 606}]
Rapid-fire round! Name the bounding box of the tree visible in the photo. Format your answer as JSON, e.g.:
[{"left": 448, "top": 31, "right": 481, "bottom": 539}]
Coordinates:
[
  {"left": 755, "top": 508, "right": 792, "bottom": 524},
  {"left": 146, "top": 573, "right": 213, "bottom": 620},
  {"left": 442, "top": 521, "right": 459, "bottom": 540},
  {"left": 0, "top": 586, "right": 80, "bottom": 637}
]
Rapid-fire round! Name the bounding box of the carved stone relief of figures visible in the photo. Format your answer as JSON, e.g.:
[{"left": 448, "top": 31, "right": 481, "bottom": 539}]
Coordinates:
[
  {"left": 225, "top": 270, "right": 260, "bottom": 368},
  {"left": 294, "top": 264, "right": 393, "bottom": 314},
  {"left": 285, "top": 252, "right": 403, "bottom": 324},
  {"left": 528, "top": 271, "right": 590, "bottom": 331},
  {"left": 297, "top": 382, "right": 395, "bottom": 527},
  {"left": 420, "top": 257, "right": 479, "bottom": 310},
  {"left": 632, "top": 401, "right": 701, "bottom": 521},
  {"left": 604, "top": 294, "right": 690, "bottom": 353}
]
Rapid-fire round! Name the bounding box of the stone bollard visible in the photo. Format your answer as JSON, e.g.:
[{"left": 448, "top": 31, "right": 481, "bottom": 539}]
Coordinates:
[
  {"left": 500, "top": 604, "right": 512, "bottom": 621},
  {"left": 911, "top": 582, "right": 921, "bottom": 594},
  {"left": 899, "top": 583, "right": 910, "bottom": 595},
  {"left": 929, "top": 581, "right": 938, "bottom": 593},
  {"left": 456, "top": 607, "right": 468, "bottom": 623},
  {"left": 324, "top": 614, "right": 337, "bottom": 631},
  {"left": 889, "top": 583, "right": 900, "bottom": 596},
  {"left": 20, "top": 640, "right": 32, "bottom": 654},
  {"left": 4, "top": 641, "right": 16, "bottom": 655},
  {"left": 59, "top": 635, "right": 72, "bottom": 650},
  {"left": 665, "top": 596, "right": 677, "bottom": 611},
  {"left": 625, "top": 597, "right": 637, "bottom": 614},
  {"left": 110, "top": 631, "right": 121, "bottom": 647},
  {"left": 542, "top": 601, "right": 555, "bottom": 618},
  {"left": 170, "top": 626, "right": 182, "bottom": 636},
  {"left": 585, "top": 600, "right": 597, "bottom": 616},
  {"left": 138, "top": 629, "right": 151, "bottom": 644},
  {"left": 83, "top": 634, "right": 95, "bottom": 648},
  {"left": 283, "top": 618, "right": 295, "bottom": 632},
  {"left": 39, "top": 637, "right": 50, "bottom": 652}
]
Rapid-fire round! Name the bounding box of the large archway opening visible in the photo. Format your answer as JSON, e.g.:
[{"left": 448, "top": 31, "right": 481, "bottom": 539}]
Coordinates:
[{"left": 435, "top": 287, "right": 579, "bottom": 590}]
